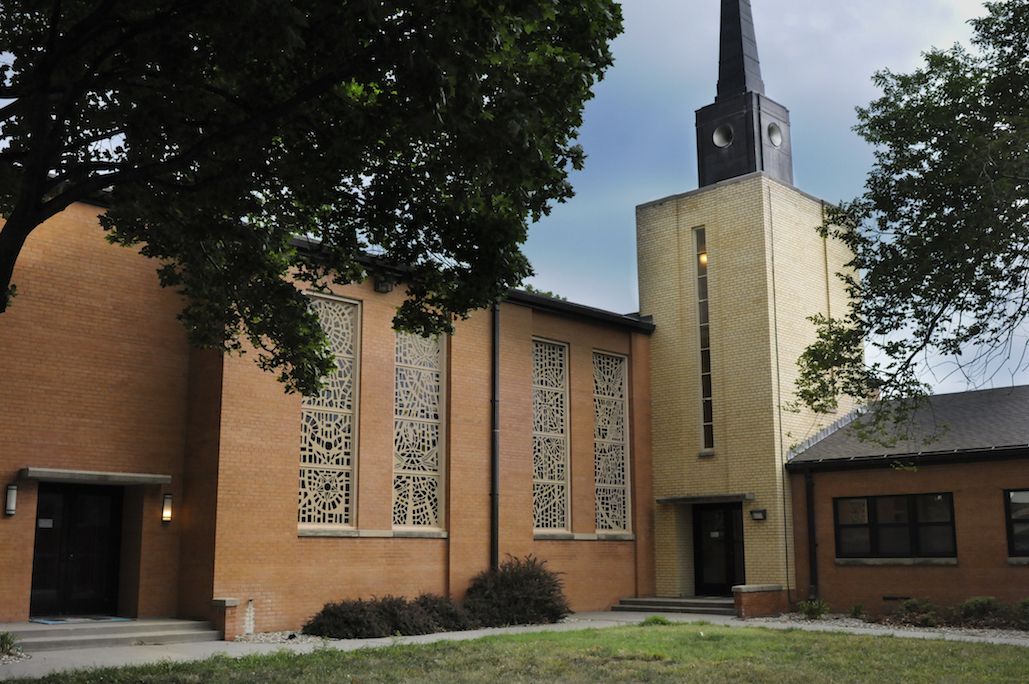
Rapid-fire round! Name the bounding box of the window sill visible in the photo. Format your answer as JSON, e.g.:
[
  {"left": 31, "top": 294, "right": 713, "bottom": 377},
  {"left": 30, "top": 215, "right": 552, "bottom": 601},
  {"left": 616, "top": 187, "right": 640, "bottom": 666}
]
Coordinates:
[
  {"left": 834, "top": 557, "right": 957, "bottom": 567},
  {"left": 698, "top": 449, "right": 716, "bottom": 459},
  {"left": 1008, "top": 557, "right": 1029, "bottom": 566},
  {"left": 533, "top": 531, "right": 635, "bottom": 542},
  {"left": 298, "top": 527, "right": 448, "bottom": 539}
]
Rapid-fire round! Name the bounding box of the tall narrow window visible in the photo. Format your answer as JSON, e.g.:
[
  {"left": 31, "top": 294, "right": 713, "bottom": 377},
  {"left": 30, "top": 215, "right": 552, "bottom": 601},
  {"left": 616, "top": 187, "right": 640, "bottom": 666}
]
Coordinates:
[
  {"left": 594, "top": 352, "right": 630, "bottom": 531},
  {"left": 1006, "top": 490, "right": 1029, "bottom": 557},
  {"left": 393, "top": 331, "right": 444, "bottom": 528},
  {"left": 696, "top": 228, "right": 714, "bottom": 450},
  {"left": 299, "top": 295, "right": 359, "bottom": 528},
  {"left": 533, "top": 339, "right": 569, "bottom": 530}
]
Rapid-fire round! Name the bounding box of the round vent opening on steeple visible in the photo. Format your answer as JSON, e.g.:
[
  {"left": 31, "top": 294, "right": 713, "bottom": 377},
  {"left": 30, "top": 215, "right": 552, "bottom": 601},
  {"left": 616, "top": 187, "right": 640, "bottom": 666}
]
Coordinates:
[
  {"left": 767, "top": 123, "right": 783, "bottom": 148},
  {"left": 713, "top": 124, "right": 734, "bottom": 149}
]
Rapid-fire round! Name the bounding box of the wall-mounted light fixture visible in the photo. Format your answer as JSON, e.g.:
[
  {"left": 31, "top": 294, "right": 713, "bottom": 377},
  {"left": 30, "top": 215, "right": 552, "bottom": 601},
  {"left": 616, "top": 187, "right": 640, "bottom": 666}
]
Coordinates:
[
  {"left": 5, "top": 485, "right": 16, "bottom": 516},
  {"left": 749, "top": 508, "right": 768, "bottom": 522},
  {"left": 162, "top": 493, "right": 173, "bottom": 523},
  {"left": 373, "top": 274, "right": 396, "bottom": 294}
]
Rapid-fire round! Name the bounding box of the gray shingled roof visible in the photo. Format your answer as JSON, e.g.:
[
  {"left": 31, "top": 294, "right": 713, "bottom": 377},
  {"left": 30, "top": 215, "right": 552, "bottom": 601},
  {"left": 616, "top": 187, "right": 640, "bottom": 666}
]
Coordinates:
[{"left": 788, "top": 385, "right": 1029, "bottom": 467}]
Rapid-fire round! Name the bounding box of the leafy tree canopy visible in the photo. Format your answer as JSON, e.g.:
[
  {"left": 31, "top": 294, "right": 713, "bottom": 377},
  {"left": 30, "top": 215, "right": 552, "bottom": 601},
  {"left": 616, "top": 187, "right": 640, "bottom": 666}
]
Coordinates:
[
  {"left": 797, "top": 0, "right": 1029, "bottom": 425},
  {"left": 0, "top": 0, "right": 622, "bottom": 393}
]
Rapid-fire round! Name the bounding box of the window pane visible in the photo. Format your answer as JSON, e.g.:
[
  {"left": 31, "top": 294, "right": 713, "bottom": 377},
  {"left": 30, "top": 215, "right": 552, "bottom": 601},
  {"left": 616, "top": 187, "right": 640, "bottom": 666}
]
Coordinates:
[
  {"left": 699, "top": 300, "right": 709, "bottom": 325},
  {"left": 700, "top": 324, "right": 710, "bottom": 349},
  {"left": 701, "top": 349, "right": 711, "bottom": 374},
  {"left": 838, "top": 527, "right": 871, "bottom": 556},
  {"left": 703, "top": 424, "right": 714, "bottom": 449},
  {"left": 837, "top": 499, "right": 868, "bottom": 525},
  {"left": 703, "top": 399, "right": 713, "bottom": 424},
  {"left": 1012, "top": 523, "right": 1029, "bottom": 554},
  {"left": 1010, "top": 490, "right": 1029, "bottom": 520},
  {"left": 878, "top": 526, "right": 913, "bottom": 556},
  {"left": 877, "top": 496, "right": 909, "bottom": 523},
  {"left": 918, "top": 525, "right": 956, "bottom": 556},
  {"left": 701, "top": 374, "right": 712, "bottom": 398},
  {"left": 697, "top": 276, "right": 708, "bottom": 301},
  {"left": 916, "top": 494, "right": 952, "bottom": 523}
]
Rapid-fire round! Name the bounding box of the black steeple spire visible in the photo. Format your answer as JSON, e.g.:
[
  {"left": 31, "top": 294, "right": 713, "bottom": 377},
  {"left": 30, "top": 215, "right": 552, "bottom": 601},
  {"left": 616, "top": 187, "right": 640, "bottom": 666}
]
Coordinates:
[
  {"left": 696, "top": 0, "right": 793, "bottom": 187},
  {"left": 717, "top": 0, "right": 765, "bottom": 101}
]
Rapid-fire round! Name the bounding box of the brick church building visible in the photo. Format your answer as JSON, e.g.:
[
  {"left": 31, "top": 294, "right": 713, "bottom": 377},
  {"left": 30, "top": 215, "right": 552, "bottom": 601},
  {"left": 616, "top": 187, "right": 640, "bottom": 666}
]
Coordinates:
[{"left": 1, "top": 1, "right": 1026, "bottom": 637}]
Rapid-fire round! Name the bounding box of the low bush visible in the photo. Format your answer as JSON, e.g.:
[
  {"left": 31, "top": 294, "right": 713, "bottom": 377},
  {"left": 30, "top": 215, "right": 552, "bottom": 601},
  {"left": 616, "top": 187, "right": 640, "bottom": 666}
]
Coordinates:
[
  {"left": 302, "top": 598, "right": 391, "bottom": 639},
  {"left": 849, "top": 604, "right": 864, "bottom": 619},
  {"left": 463, "top": 555, "right": 570, "bottom": 627},
  {"left": 893, "top": 598, "right": 940, "bottom": 628},
  {"left": 958, "top": 597, "right": 1002, "bottom": 624},
  {"left": 797, "top": 599, "right": 829, "bottom": 620},
  {"left": 414, "top": 593, "right": 478, "bottom": 632},
  {"left": 0, "top": 631, "right": 18, "bottom": 657},
  {"left": 1016, "top": 599, "right": 1029, "bottom": 628}
]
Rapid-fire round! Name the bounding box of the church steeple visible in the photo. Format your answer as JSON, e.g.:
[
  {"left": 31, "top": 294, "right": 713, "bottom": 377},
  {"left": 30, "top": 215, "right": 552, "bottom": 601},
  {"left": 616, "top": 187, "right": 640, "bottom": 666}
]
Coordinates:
[
  {"left": 696, "top": 0, "right": 793, "bottom": 187},
  {"left": 717, "top": 0, "right": 765, "bottom": 101}
]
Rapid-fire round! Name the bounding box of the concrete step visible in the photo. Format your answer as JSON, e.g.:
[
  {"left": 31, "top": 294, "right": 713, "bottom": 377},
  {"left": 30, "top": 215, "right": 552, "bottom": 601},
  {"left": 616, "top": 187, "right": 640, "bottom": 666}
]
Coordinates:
[
  {"left": 613, "top": 597, "right": 737, "bottom": 616},
  {"left": 6, "top": 620, "right": 221, "bottom": 652}
]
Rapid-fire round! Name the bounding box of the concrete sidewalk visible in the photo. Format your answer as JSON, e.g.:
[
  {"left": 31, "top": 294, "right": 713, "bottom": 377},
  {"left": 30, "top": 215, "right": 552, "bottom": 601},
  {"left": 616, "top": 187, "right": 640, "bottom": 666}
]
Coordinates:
[{"left": 3, "top": 610, "right": 1027, "bottom": 680}]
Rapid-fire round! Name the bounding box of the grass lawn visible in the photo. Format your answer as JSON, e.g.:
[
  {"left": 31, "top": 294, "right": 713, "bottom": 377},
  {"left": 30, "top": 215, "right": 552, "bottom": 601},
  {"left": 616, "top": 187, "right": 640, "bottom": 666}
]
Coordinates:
[{"left": 11, "top": 623, "right": 1029, "bottom": 683}]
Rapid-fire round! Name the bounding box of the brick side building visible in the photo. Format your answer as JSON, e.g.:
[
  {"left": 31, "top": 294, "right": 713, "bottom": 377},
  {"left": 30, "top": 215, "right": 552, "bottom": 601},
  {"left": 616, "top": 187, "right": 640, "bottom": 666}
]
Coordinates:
[{"left": 0, "top": 205, "right": 656, "bottom": 636}]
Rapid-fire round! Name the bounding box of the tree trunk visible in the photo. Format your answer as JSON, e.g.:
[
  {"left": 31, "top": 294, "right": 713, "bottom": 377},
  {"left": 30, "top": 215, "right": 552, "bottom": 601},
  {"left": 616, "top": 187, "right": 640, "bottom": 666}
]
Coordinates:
[{"left": 0, "top": 209, "right": 38, "bottom": 313}]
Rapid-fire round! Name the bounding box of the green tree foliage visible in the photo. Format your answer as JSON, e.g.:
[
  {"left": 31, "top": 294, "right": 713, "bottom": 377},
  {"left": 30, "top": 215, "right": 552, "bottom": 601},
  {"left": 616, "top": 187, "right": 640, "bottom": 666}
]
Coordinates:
[
  {"left": 0, "top": 0, "right": 622, "bottom": 393},
  {"left": 797, "top": 0, "right": 1029, "bottom": 423}
]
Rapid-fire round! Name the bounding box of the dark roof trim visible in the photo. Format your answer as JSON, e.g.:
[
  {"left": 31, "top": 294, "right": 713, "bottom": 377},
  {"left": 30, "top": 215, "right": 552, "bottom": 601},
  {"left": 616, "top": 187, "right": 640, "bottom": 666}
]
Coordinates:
[
  {"left": 290, "top": 237, "right": 655, "bottom": 334},
  {"left": 786, "top": 444, "right": 1029, "bottom": 473},
  {"left": 505, "top": 290, "right": 655, "bottom": 333},
  {"left": 657, "top": 493, "right": 755, "bottom": 505}
]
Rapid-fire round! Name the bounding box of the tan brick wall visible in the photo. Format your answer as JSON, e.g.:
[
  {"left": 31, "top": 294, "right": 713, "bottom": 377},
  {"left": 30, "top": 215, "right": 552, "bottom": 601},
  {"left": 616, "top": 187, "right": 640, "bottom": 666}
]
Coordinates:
[
  {"left": 0, "top": 205, "right": 189, "bottom": 621},
  {"left": 637, "top": 173, "right": 855, "bottom": 596},
  {"left": 1, "top": 204, "right": 654, "bottom": 628},
  {"left": 791, "top": 460, "right": 1029, "bottom": 613}
]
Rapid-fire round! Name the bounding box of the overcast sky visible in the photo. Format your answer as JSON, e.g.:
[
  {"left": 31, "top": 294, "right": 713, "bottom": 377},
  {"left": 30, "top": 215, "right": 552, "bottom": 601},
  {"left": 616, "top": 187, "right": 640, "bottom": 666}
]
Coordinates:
[{"left": 521, "top": 0, "right": 1029, "bottom": 393}]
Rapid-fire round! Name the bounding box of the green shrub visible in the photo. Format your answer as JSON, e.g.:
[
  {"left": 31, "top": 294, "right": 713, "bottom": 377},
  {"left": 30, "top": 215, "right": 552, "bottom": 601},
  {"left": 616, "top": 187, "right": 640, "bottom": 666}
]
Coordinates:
[
  {"left": 463, "top": 555, "right": 570, "bottom": 627},
  {"left": 414, "top": 593, "right": 478, "bottom": 632},
  {"left": 640, "top": 615, "right": 673, "bottom": 627},
  {"left": 797, "top": 599, "right": 829, "bottom": 620},
  {"left": 371, "top": 595, "right": 438, "bottom": 636},
  {"left": 1016, "top": 599, "right": 1029, "bottom": 628},
  {"left": 895, "top": 598, "right": 939, "bottom": 627},
  {"left": 850, "top": 604, "right": 864, "bottom": 619},
  {"left": 302, "top": 598, "right": 391, "bottom": 639},
  {"left": 958, "top": 596, "right": 1002, "bottom": 622},
  {"left": 0, "top": 632, "right": 18, "bottom": 656}
]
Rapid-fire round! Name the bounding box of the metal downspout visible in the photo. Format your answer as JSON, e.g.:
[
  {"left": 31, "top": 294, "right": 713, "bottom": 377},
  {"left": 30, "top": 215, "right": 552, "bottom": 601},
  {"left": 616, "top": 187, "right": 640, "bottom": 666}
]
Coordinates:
[{"left": 804, "top": 470, "right": 819, "bottom": 598}]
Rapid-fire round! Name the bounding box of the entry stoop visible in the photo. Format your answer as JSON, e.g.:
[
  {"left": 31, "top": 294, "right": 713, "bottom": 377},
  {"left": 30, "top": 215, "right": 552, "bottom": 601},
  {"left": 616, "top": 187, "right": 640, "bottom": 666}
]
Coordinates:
[
  {"left": 7, "top": 619, "right": 221, "bottom": 652},
  {"left": 612, "top": 597, "right": 736, "bottom": 616}
]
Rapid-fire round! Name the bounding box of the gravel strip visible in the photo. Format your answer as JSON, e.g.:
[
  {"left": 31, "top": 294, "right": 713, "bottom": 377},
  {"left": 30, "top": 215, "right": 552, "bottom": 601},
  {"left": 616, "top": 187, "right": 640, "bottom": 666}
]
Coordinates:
[
  {"left": 751, "top": 613, "right": 1029, "bottom": 641},
  {"left": 1, "top": 652, "right": 31, "bottom": 665},
  {"left": 233, "top": 631, "right": 328, "bottom": 644}
]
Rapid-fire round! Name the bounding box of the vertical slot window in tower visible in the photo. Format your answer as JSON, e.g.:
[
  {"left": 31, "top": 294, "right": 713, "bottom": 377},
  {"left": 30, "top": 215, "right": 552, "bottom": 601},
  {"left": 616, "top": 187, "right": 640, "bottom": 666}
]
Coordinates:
[
  {"left": 392, "top": 331, "right": 444, "bottom": 528},
  {"left": 696, "top": 228, "right": 714, "bottom": 452},
  {"left": 299, "top": 295, "right": 360, "bottom": 528},
  {"left": 533, "top": 339, "right": 570, "bottom": 531}
]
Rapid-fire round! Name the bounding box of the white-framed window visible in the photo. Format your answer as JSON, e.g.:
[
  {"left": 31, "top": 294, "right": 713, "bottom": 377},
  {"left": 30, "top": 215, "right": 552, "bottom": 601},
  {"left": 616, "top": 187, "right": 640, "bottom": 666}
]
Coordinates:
[
  {"left": 298, "top": 294, "right": 360, "bottom": 528},
  {"left": 392, "top": 331, "right": 445, "bottom": 528},
  {"left": 594, "top": 351, "right": 630, "bottom": 531},
  {"left": 696, "top": 227, "right": 714, "bottom": 450},
  {"left": 532, "top": 339, "right": 570, "bottom": 530}
]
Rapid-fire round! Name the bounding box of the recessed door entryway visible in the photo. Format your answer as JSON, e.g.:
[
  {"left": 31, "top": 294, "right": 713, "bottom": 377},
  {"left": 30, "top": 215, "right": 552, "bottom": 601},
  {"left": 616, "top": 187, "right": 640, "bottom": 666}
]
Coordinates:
[
  {"left": 693, "top": 503, "right": 745, "bottom": 596},
  {"left": 30, "top": 483, "right": 123, "bottom": 616}
]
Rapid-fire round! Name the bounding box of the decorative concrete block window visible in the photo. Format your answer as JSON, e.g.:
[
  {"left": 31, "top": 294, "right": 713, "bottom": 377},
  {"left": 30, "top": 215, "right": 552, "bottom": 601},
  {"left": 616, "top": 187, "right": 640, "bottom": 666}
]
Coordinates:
[
  {"left": 1005, "top": 490, "right": 1029, "bottom": 557},
  {"left": 593, "top": 352, "right": 630, "bottom": 531},
  {"left": 695, "top": 227, "right": 714, "bottom": 452},
  {"left": 392, "top": 331, "right": 444, "bottom": 528},
  {"left": 833, "top": 493, "right": 956, "bottom": 559},
  {"left": 533, "top": 339, "right": 569, "bottom": 530},
  {"left": 298, "top": 295, "right": 360, "bottom": 528}
]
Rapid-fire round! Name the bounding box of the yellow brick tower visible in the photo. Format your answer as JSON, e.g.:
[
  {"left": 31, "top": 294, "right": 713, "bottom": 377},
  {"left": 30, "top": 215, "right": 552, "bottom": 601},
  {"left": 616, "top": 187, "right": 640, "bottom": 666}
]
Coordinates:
[{"left": 636, "top": 0, "right": 854, "bottom": 601}]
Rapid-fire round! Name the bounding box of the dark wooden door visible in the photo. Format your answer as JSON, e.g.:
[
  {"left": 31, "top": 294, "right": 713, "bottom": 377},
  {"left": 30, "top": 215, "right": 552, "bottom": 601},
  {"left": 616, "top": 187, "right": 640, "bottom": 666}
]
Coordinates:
[
  {"left": 30, "top": 483, "right": 122, "bottom": 616},
  {"left": 693, "top": 503, "right": 745, "bottom": 596}
]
